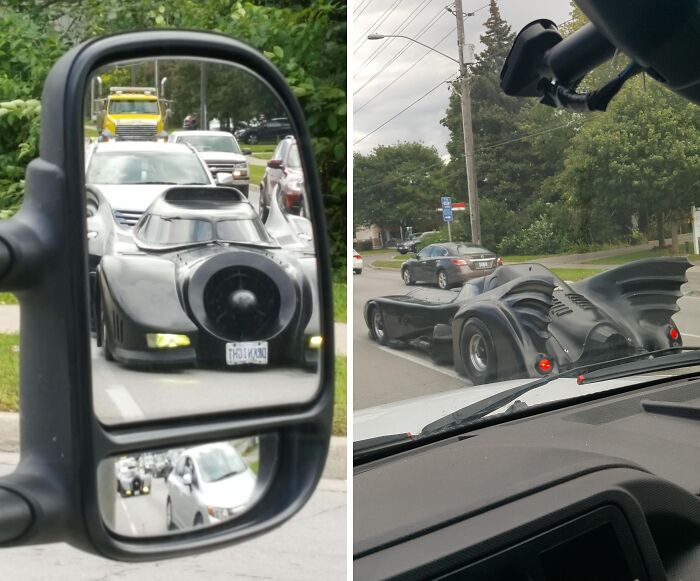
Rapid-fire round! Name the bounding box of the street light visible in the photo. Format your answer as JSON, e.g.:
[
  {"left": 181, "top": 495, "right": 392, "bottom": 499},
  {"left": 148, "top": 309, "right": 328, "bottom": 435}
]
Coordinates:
[{"left": 368, "top": 25, "right": 481, "bottom": 244}]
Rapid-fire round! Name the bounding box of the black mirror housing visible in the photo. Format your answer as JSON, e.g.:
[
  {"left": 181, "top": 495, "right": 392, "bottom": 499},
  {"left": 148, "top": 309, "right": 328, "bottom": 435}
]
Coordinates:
[{"left": 0, "top": 30, "right": 335, "bottom": 561}]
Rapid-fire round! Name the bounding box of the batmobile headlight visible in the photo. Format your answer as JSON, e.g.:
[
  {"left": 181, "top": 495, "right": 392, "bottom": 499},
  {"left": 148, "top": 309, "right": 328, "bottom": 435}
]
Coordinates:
[
  {"left": 142, "top": 486, "right": 149, "bottom": 493},
  {"left": 309, "top": 336, "right": 323, "bottom": 349},
  {"left": 146, "top": 333, "right": 191, "bottom": 349},
  {"left": 125, "top": 490, "right": 132, "bottom": 496}
]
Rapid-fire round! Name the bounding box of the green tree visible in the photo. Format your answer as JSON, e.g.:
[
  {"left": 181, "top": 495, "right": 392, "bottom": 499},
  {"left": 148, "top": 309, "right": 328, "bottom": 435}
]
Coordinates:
[{"left": 354, "top": 143, "right": 445, "bottom": 240}]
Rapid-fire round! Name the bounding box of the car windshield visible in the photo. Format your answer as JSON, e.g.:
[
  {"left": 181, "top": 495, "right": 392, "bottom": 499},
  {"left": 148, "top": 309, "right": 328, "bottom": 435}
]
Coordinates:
[
  {"left": 287, "top": 145, "right": 301, "bottom": 169},
  {"left": 195, "top": 447, "right": 247, "bottom": 483},
  {"left": 352, "top": 3, "right": 700, "bottom": 451},
  {"left": 176, "top": 134, "right": 242, "bottom": 154},
  {"left": 86, "top": 151, "right": 211, "bottom": 185},
  {"left": 108, "top": 99, "right": 160, "bottom": 114},
  {"left": 216, "top": 219, "right": 274, "bottom": 244},
  {"left": 138, "top": 216, "right": 213, "bottom": 244}
]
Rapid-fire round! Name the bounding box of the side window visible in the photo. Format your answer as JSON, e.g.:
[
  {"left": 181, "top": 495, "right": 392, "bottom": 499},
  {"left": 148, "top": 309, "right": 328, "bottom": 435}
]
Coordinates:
[
  {"left": 174, "top": 456, "right": 186, "bottom": 476},
  {"left": 436, "top": 246, "right": 448, "bottom": 257},
  {"left": 272, "top": 141, "right": 285, "bottom": 161},
  {"left": 418, "top": 247, "right": 433, "bottom": 259}
]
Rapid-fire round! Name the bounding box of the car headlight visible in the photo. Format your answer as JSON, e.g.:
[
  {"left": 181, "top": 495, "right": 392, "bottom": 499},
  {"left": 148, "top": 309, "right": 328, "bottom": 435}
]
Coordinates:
[
  {"left": 309, "top": 336, "right": 323, "bottom": 349},
  {"left": 142, "top": 485, "right": 149, "bottom": 493},
  {"left": 146, "top": 333, "right": 191, "bottom": 349},
  {"left": 207, "top": 506, "right": 239, "bottom": 520}
]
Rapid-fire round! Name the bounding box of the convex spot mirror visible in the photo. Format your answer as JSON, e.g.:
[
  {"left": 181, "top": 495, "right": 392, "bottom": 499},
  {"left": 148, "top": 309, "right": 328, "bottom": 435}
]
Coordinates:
[{"left": 0, "top": 30, "right": 334, "bottom": 561}]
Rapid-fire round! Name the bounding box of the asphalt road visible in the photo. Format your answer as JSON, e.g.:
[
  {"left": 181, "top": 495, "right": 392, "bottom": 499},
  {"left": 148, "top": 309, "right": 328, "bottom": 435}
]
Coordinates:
[
  {"left": 0, "top": 453, "right": 345, "bottom": 581},
  {"left": 354, "top": 265, "right": 700, "bottom": 411}
]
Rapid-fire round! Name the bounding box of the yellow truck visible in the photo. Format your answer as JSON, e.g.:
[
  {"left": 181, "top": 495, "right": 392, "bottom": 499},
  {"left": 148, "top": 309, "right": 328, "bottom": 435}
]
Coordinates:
[{"left": 95, "top": 84, "right": 171, "bottom": 141}]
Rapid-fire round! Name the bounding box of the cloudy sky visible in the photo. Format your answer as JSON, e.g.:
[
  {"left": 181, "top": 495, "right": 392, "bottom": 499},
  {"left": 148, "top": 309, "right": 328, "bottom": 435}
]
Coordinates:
[{"left": 352, "top": 0, "right": 572, "bottom": 156}]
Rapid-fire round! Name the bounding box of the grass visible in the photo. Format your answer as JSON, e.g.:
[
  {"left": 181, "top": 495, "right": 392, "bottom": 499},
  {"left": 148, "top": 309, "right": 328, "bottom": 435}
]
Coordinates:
[
  {"left": 373, "top": 260, "right": 405, "bottom": 269},
  {"left": 0, "top": 293, "right": 17, "bottom": 305},
  {"left": 333, "top": 281, "right": 346, "bottom": 323},
  {"left": 245, "top": 143, "right": 276, "bottom": 153},
  {"left": 84, "top": 126, "right": 99, "bottom": 138},
  {"left": 353, "top": 248, "right": 395, "bottom": 255},
  {"left": 252, "top": 152, "right": 273, "bottom": 160},
  {"left": 248, "top": 164, "right": 265, "bottom": 185},
  {"left": 333, "top": 355, "right": 346, "bottom": 436},
  {"left": 583, "top": 247, "right": 700, "bottom": 265},
  {"left": 0, "top": 333, "right": 19, "bottom": 412},
  {"left": 551, "top": 267, "right": 605, "bottom": 281},
  {"left": 502, "top": 254, "right": 551, "bottom": 263}
]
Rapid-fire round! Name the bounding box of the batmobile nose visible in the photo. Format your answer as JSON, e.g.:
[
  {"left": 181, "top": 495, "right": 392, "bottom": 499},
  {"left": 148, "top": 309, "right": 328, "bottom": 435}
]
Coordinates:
[{"left": 228, "top": 289, "right": 258, "bottom": 312}]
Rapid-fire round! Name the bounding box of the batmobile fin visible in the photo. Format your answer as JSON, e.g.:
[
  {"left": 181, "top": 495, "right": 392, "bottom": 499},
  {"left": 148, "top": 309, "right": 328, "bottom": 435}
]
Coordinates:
[{"left": 573, "top": 257, "right": 691, "bottom": 326}]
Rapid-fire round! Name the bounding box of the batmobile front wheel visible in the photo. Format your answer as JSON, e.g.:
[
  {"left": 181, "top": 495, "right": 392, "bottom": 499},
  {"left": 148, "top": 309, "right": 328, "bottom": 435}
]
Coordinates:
[
  {"left": 460, "top": 318, "right": 497, "bottom": 385},
  {"left": 371, "top": 307, "right": 389, "bottom": 345}
]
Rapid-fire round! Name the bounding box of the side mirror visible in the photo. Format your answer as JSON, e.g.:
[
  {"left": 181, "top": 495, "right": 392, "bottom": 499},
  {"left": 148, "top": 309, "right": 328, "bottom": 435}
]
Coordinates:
[
  {"left": 0, "top": 30, "right": 334, "bottom": 561},
  {"left": 182, "top": 472, "right": 193, "bottom": 487},
  {"left": 267, "top": 159, "right": 284, "bottom": 170},
  {"left": 241, "top": 148, "right": 252, "bottom": 156},
  {"left": 216, "top": 172, "right": 234, "bottom": 185}
]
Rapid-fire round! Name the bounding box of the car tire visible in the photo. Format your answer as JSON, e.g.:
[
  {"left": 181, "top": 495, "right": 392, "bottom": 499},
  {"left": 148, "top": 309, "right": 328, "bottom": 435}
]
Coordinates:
[
  {"left": 437, "top": 269, "right": 449, "bottom": 289},
  {"left": 354, "top": 269, "right": 362, "bottom": 275},
  {"left": 193, "top": 513, "right": 204, "bottom": 527},
  {"left": 398, "top": 249, "right": 407, "bottom": 255},
  {"left": 100, "top": 305, "right": 115, "bottom": 362},
  {"left": 460, "top": 318, "right": 498, "bottom": 385},
  {"left": 248, "top": 133, "right": 258, "bottom": 145},
  {"left": 258, "top": 188, "right": 269, "bottom": 221},
  {"left": 402, "top": 267, "right": 415, "bottom": 286},
  {"left": 370, "top": 307, "right": 389, "bottom": 346},
  {"left": 166, "top": 497, "right": 175, "bottom": 530},
  {"left": 238, "top": 185, "right": 249, "bottom": 198}
]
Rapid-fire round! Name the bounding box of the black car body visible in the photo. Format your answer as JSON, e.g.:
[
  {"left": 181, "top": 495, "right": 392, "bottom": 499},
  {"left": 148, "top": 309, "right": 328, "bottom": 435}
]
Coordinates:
[
  {"left": 396, "top": 231, "right": 436, "bottom": 254},
  {"left": 401, "top": 242, "right": 501, "bottom": 289},
  {"left": 93, "top": 186, "right": 319, "bottom": 369},
  {"left": 365, "top": 259, "right": 689, "bottom": 385},
  {"left": 237, "top": 117, "right": 292, "bottom": 144}
]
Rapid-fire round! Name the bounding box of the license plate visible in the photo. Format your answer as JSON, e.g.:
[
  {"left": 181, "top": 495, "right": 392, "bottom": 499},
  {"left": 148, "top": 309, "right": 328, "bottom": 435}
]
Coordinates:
[
  {"left": 226, "top": 341, "right": 269, "bottom": 365},
  {"left": 475, "top": 260, "right": 491, "bottom": 269}
]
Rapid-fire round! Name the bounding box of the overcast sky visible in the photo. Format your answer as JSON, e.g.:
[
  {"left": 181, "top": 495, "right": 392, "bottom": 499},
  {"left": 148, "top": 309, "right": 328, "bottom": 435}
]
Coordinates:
[{"left": 352, "top": 0, "right": 572, "bottom": 156}]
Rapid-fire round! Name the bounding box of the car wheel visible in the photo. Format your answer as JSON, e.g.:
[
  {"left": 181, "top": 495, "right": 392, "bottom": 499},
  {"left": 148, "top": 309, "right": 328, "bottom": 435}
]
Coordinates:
[
  {"left": 370, "top": 307, "right": 389, "bottom": 345},
  {"left": 100, "top": 305, "right": 115, "bottom": 362},
  {"left": 248, "top": 133, "right": 258, "bottom": 145},
  {"left": 238, "top": 185, "right": 249, "bottom": 198},
  {"left": 354, "top": 269, "right": 362, "bottom": 275},
  {"left": 166, "top": 497, "right": 175, "bottom": 530},
  {"left": 460, "top": 318, "right": 497, "bottom": 385},
  {"left": 193, "top": 513, "right": 204, "bottom": 527},
  {"left": 402, "top": 267, "right": 414, "bottom": 286},
  {"left": 437, "top": 270, "right": 449, "bottom": 289},
  {"left": 258, "top": 188, "right": 269, "bottom": 221},
  {"left": 398, "top": 249, "right": 407, "bottom": 255}
]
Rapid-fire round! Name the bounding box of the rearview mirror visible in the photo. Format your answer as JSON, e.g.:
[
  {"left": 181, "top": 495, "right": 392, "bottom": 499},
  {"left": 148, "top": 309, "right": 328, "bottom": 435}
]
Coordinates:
[
  {"left": 267, "top": 159, "right": 284, "bottom": 170},
  {"left": 0, "top": 30, "right": 334, "bottom": 561}
]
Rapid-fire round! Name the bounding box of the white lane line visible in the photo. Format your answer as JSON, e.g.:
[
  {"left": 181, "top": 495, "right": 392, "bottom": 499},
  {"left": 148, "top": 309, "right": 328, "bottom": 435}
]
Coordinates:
[
  {"left": 106, "top": 385, "right": 145, "bottom": 421},
  {"left": 119, "top": 497, "right": 138, "bottom": 536},
  {"left": 680, "top": 332, "right": 700, "bottom": 338},
  {"left": 376, "top": 345, "right": 465, "bottom": 380}
]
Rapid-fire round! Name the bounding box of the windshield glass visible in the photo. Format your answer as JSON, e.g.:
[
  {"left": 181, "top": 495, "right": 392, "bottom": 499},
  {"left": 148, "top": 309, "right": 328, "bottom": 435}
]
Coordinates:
[
  {"left": 86, "top": 151, "right": 211, "bottom": 185},
  {"left": 287, "top": 145, "right": 301, "bottom": 169},
  {"left": 138, "top": 216, "right": 213, "bottom": 244},
  {"left": 176, "top": 134, "right": 242, "bottom": 154},
  {"left": 195, "top": 446, "right": 247, "bottom": 483},
  {"left": 216, "top": 219, "right": 274, "bottom": 243},
  {"left": 109, "top": 99, "right": 160, "bottom": 114},
  {"left": 352, "top": 3, "right": 699, "bottom": 448}
]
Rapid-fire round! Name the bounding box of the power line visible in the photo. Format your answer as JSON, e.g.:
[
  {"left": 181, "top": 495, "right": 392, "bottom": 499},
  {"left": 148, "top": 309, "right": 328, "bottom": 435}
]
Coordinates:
[
  {"left": 353, "top": 0, "right": 373, "bottom": 19},
  {"left": 355, "top": 27, "right": 456, "bottom": 114},
  {"left": 476, "top": 121, "right": 577, "bottom": 151},
  {"left": 353, "top": 0, "right": 402, "bottom": 54},
  {"left": 353, "top": 74, "right": 458, "bottom": 146}
]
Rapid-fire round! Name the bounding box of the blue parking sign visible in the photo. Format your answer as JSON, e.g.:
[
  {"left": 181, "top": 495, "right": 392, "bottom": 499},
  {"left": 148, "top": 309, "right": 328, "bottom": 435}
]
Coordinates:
[{"left": 441, "top": 196, "right": 452, "bottom": 222}]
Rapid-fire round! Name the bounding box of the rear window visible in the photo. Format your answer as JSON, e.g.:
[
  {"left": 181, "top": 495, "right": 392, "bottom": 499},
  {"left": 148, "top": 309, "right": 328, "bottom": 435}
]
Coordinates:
[
  {"left": 457, "top": 245, "right": 491, "bottom": 255},
  {"left": 138, "top": 215, "right": 213, "bottom": 244},
  {"left": 175, "top": 134, "right": 241, "bottom": 154}
]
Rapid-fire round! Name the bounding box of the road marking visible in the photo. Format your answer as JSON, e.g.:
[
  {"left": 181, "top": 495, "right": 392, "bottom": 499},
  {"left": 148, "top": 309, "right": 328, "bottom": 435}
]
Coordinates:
[
  {"left": 119, "top": 497, "right": 138, "bottom": 536},
  {"left": 106, "top": 385, "right": 145, "bottom": 421},
  {"left": 680, "top": 332, "right": 700, "bottom": 338},
  {"left": 376, "top": 345, "right": 465, "bottom": 380}
]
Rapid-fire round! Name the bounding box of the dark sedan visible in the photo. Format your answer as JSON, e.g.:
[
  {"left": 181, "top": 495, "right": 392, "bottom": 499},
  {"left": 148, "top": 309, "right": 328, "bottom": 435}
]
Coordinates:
[{"left": 401, "top": 242, "right": 502, "bottom": 289}]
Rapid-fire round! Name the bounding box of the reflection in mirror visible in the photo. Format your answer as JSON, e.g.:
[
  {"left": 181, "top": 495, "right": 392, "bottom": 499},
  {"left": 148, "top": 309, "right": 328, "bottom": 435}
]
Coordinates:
[
  {"left": 100, "top": 436, "right": 268, "bottom": 536},
  {"left": 84, "top": 58, "right": 321, "bottom": 425}
]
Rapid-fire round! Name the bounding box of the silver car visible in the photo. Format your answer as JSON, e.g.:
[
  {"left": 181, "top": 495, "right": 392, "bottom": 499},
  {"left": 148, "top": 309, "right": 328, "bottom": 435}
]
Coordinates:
[{"left": 165, "top": 442, "right": 257, "bottom": 529}]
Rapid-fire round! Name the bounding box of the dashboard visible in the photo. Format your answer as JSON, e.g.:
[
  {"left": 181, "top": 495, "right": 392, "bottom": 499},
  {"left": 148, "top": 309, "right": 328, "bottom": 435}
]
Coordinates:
[{"left": 354, "top": 377, "right": 700, "bottom": 580}]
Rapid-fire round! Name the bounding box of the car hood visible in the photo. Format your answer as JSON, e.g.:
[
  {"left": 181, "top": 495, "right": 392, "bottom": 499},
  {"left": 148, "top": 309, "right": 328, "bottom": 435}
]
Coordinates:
[
  {"left": 199, "top": 469, "right": 257, "bottom": 508},
  {"left": 197, "top": 151, "right": 247, "bottom": 163},
  {"left": 354, "top": 374, "right": 667, "bottom": 442},
  {"left": 91, "top": 184, "right": 189, "bottom": 213}
]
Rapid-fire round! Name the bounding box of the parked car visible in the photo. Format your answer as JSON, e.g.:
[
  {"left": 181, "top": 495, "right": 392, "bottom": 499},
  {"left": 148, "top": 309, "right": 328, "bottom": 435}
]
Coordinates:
[
  {"left": 401, "top": 242, "right": 502, "bottom": 289},
  {"left": 116, "top": 457, "right": 151, "bottom": 498},
  {"left": 165, "top": 442, "right": 257, "bottom": 529},
  {"left": 236, "top": 117, "right": 291, "bottom": 144},
  {"left": 353, "top": 249, "right": 363, "bottom": 274},
  {"left": 168, "top": 130, "right": 252, "bottom": 197},
  {"left": 258, "top": 135, "right": 304, "bottom": 220},
  {"left": 85, "top": 141, "right": 220, "bottom": 227},
  {"left": 396, "top": 231, "right": 438, "bottom": 254}
]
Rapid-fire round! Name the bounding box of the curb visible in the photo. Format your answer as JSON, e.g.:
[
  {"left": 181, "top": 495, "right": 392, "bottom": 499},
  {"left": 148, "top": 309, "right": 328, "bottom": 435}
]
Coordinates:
[{"left": 322, "top": 436, "right": 347, "bottom": 480}]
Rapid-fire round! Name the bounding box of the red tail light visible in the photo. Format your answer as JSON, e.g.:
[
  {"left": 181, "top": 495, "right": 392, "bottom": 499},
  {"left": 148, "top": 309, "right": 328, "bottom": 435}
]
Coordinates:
[
  {"left": 451, "top": 258, "right": 467, "bottom": 266},
  {"left": 669, "top": 327, "right": 680, "bottom": 341},
  {"left": 535, "top": 355, "right": 553, "bottom": 374},
  {"left": 497, "top": 257, "right": 503, "bottom": 266},
  {"left": 577, "top": 374, "right": 585, "bottom": 385},
  {"left": 353, "top": 254, "right": 362, "bottom": 260}
]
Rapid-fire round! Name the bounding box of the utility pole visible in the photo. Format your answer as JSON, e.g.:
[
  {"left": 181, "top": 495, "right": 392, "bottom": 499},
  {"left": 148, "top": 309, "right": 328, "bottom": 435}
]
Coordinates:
[{"left": 454, "top": 0, "right": 481, "bottom": 244}]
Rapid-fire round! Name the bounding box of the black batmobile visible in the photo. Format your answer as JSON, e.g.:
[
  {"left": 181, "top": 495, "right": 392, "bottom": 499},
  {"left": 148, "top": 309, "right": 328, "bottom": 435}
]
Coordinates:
[
  {"left": 90, "top": 186, "right": 320, "bottom": 369},
  {"left": 365, "top": 260, "right": 690, "bottom": 384}
]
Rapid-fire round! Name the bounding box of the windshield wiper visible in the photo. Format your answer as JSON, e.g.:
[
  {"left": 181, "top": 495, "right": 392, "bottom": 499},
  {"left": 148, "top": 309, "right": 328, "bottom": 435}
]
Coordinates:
[
  {"left": 421, "top": 346, "right": 700, "bottom": 438},
  {"left": 211, "top": 470, "right": 242, "bottom": 482},
  {"left": 353, "top": 433, "right": 413, "bottom": 463}
]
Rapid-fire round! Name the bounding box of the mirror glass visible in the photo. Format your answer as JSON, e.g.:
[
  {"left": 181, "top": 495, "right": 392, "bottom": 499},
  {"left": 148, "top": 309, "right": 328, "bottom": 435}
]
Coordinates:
[
  {"left": 99, "top": 436, "right": 269, "bottom": 536},
  {"left": 84, "top": 58, "right": 322, "bottom": 425}
]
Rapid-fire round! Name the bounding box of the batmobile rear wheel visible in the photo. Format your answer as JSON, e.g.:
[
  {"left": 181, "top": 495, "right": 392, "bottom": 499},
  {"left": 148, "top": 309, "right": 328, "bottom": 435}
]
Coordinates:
[
  {"left": 371, "top": 307, "right": 389, "bottom": 345},
  {"left": 100, "top": 305, "right": 115, "bottom": 362},
  {"left": 402, "top": 267, "right": 414, "bottom": 286},
  {"left": 460, "top": 318, "right": 497, "bottom": 385},
  {"left": 166, "top": 497, "right": 175, "bottom": 530}
]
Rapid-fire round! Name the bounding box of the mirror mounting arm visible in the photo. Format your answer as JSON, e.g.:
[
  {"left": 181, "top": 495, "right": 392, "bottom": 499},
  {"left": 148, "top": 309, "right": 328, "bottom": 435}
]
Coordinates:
[{"left": 0, "top": 488, "right": 33, "bottom": 544}]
